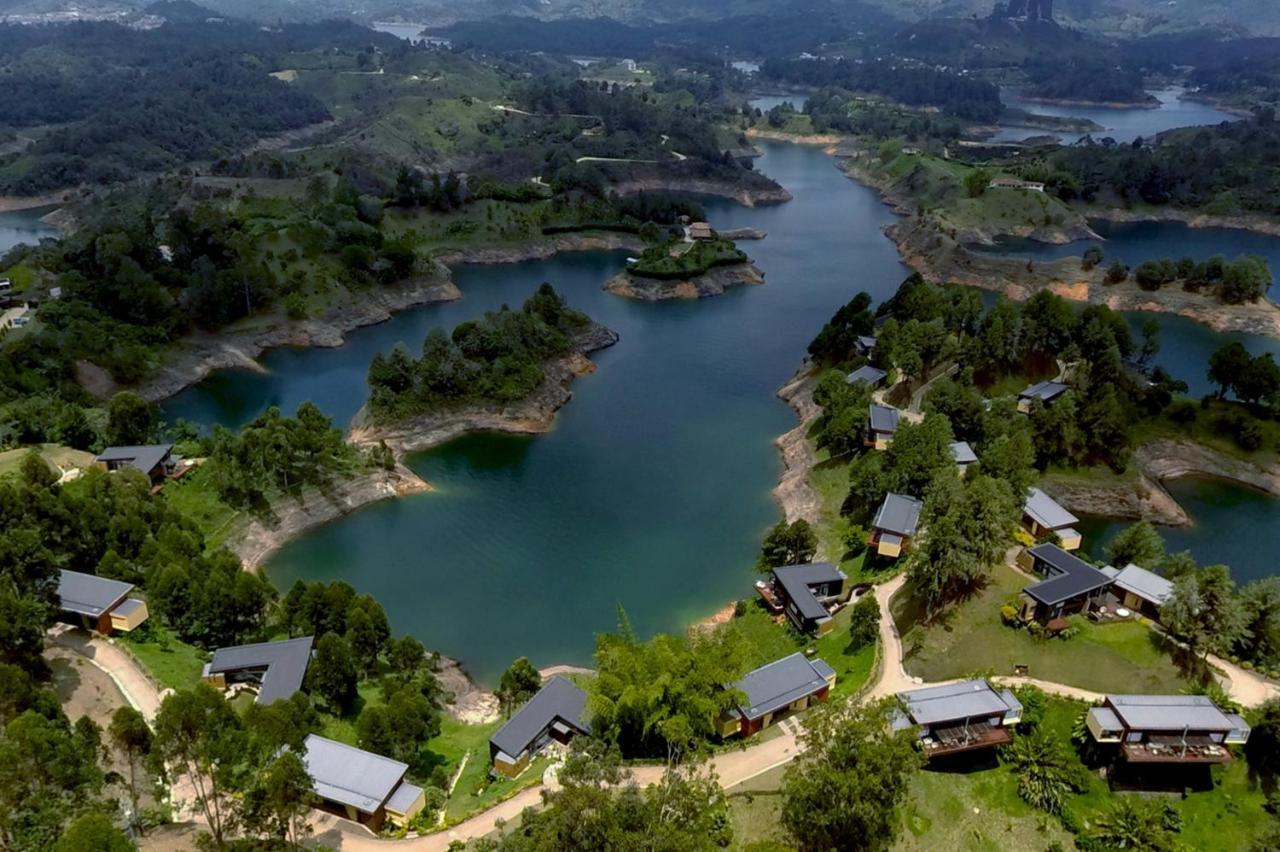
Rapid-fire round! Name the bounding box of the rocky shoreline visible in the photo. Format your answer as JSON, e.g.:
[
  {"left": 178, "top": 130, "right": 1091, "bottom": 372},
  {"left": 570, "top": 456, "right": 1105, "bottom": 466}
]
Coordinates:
[
  {"left": 609, "top": 175, "right": 793, "bottom": 207},
  {"left": 436, "top": 231, "right": 645, "bottom": 265},
  {"left": 604, "top": 261, "right": 766, "bottom": 301},
  {"left": 227, "top": 463, "right": 431, "bottom": 570},
  {"left": 1044, "top": 438, "right": 1280, "bottom": 527},
  {"left": 127, "top": 267, "right": 462, "bottom": 402},
  {"left": 348, "top": 322, "right": 619, "bottom": 457},
  {"left": 1084, "top": 204, "right": 1280, "bottom": 239},
  {"left": 885, "top": 215, "right": 1280, "bottom": 338},
  {"left": 772, "top": 368, "right": 827, "bottom": 549}
]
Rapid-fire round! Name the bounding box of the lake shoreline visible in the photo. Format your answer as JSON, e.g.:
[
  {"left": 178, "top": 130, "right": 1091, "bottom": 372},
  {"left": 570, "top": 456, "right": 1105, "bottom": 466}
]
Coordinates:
[
  {"left": 1043, "top": 438, "right": 1280, "bottom": 527},
  {"left": 603, "top": 261, "right": 766, "bottom": 300},
  {"left": 126, "top": 232, "right": 644, "bottom": 404},
  {"left": 348, "top": 322, "right": 620, "bottom": 458},
  {"left": 1084, "top": 204, "right": 1280, "bottom": 239},
  {"left": 773, "top": 368, "right": 827, "bottom": 545}
]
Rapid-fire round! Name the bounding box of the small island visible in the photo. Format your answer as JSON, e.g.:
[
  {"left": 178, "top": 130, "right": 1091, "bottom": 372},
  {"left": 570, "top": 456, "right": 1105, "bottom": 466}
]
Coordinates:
[
  {"left": 604, "top": 232, "right": 765, "bottom": 301},
  {"left": 350, "top": 284, "right": 618, "bottom": 455}
]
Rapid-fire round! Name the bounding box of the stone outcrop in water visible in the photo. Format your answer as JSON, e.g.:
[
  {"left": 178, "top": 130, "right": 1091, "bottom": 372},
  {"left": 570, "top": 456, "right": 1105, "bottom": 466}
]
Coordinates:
[
  {"left": 348, "top": 322, "right": 619, "bottom": 456},
  {"left": 604, "top": 262, "right": 766, "bottom": 301}
]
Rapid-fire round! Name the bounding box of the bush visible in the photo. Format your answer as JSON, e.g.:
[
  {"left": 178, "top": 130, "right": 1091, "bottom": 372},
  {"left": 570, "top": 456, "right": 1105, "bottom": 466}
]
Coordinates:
[
  {"left": 1001, "top": 604, "right": 1019, "bottom": 625},
  {"left": 1166, "top": 399, "right": 1198, "bottom": 424}
]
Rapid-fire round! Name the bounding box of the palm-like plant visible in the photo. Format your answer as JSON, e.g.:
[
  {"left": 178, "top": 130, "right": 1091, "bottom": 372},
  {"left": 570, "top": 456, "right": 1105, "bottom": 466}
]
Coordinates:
[
  {"left": 999, "top": 730, "right": 1080, "bottom": 814},
  {"left": 1091, "top": 797, "right": 1182, "bottom": 850}
]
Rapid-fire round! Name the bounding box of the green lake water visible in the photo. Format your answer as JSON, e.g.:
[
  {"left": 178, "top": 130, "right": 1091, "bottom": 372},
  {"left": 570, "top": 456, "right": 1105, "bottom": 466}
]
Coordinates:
[
  {"left": 163, "top": 140, "right": 1280, "bottom": 683},
  {"left": 1077, "top": 477, "right": 1280, "bottom": 585},
  {"left": 0, "top": 207, "right": 57, "bottom": 255}
]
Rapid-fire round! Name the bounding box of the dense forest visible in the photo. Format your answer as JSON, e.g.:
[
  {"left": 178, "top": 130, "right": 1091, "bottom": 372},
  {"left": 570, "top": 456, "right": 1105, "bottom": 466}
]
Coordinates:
[
  {"left": 1023, "top": 56, "right": 1153, "bottom": 104},
  {"left": 1046, "top": 115, "right": 1280, "bottom": 213},
  {"left": 0, "top": 18, "right": 415, "bottom": 192},
  {"left": 759, "top": 58, "right": 1003, "bottom": 122}
]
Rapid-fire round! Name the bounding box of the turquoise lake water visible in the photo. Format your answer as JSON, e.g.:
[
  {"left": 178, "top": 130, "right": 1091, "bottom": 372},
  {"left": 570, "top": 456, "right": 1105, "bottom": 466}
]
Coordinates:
[
  {"left": 993, "top": 86, "right": 1240, "bottom": 144},
  {"left": 161, "top": 140, "right": 1280, "bottom": 683},
  {"left": 0, "top": 207, "right": 57, "bottom": 256}
]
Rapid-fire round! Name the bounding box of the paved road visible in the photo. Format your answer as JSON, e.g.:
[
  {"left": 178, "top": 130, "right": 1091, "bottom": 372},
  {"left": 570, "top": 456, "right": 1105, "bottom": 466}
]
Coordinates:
[
  {"left": 47, "top": 626, "right": 165, "bottom": 722},
  {"left": 57, "top": 563, "right": 1277, "bottom": 850}
]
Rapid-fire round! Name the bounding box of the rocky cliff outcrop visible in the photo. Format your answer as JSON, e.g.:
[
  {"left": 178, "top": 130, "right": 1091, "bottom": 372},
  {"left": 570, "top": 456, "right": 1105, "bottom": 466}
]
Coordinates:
[{"left": 349, "top": 323, "right": 619, "bottom": 456}]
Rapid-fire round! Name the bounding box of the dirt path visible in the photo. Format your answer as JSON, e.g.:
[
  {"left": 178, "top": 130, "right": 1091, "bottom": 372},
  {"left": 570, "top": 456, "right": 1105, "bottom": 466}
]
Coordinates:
[{"left": 47, "top": 625, "right": 166, "bottom": 722}]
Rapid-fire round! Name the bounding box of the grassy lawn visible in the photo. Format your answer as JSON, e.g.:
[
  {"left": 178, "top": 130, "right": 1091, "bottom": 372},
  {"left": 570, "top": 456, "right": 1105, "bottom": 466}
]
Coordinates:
[
  {"left": 723, "top": 603, "right": 877, "bottom": 701},
  {"left": 893, "top": 566, "right": 1190, "bottom": 694},
  {"left": 0, "top": 443, "right": 95, "bottom": 479},
  {"left": 162, "top": 466, "right": 244, "bottom": 544},
  {"left": 119, "top": 626, "right": 208, "bottom": 692},
  {"left": 434, "top": 715, "right": 547, "bottom": 825},
  {"left": 726, "top": 764, "right": 790, "bottom": 850},
  {"left": 807, "top": 440, "right": 890, "bottom": 584},
  {"left": 896, "top": 761, "right": 1076, "bottom": 852}
]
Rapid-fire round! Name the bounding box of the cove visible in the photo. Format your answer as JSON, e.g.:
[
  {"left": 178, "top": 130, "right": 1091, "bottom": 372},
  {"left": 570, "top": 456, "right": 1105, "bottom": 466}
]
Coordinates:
[
  {"left": 166, "top": 140, "right": 909, "bottom": 683},
  {"left": 993, "top": 86, "right": 1239, "bottom": 145},
  {"left": 1076, "top": 476, "right": 1279, "bottom": 587},
  {"left": 0, "top": 207, "right": 58, "bottom": 256}
]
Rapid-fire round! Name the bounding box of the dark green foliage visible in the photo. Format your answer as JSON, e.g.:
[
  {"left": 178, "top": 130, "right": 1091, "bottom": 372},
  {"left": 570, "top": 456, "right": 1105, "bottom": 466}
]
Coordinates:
[
  {"left": 780, "top": 699, "right": 922, "bottom": 852},
  {"left": 1245, "top": 699, "right": 1280, "bottom": 784},
  {"left": 812, "top": 370, "right": 874, "bottom": 458},
  {"left": 999, "top": 730, "right": 1086, "bottom": 815},
  {"left": 847, "top": 594, "right": 880, "bottom": 650},
  {"left": 1024, "top": 55, "right": 1150, "bottom": 104},
  {"left": 761, "top": 57, "right": 1002, "bottom": 122},
  {"left": 589, "top": 618, "right": 750, "bottom": 761},
  {"left": 202, "top": 403, "right": 358, "bottom": 509},
  {"left": 758, "top": 519, "right": 818, "bottom": 571},
  {"left": 485, "top": 740, "right": 733, "bottom": 851},
  {"left": 1106, "top": 521, "right": 1166, "bottom": 568},
  {"left": 808, "top": 292, "right": 875, "bottom": 365},
  {"left": 105, "top": 392, "right": 158, "bottom": 446},
  {"left": 1089, "top": 797, "right": 1183, "bottom": 851},
  {"left": 52, "top": 812, "right": 133, "bottom": 852},
  {"left": 367, "top": 285, "right": 590, "bottom": 420},
  {"left": 356, "top": 680, "right": 442, "bottom": 768},
  {"left": 496, "top": 657, "right": 544, "bottom": 717},
  {"left": 0, "top": 711, "right": 105, "bottom": 850},
  {"left": 307, "top": 633, "right": 360, "bottom": 715},
  {"left": 628, "top": 238, "right": 747, "bottom": 280}
]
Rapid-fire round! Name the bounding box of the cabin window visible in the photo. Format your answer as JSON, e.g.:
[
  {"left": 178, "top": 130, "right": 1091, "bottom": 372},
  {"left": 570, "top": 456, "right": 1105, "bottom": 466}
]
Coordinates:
[{"left": 1126, "top": 732, "right": 1143, "bottom": 743}]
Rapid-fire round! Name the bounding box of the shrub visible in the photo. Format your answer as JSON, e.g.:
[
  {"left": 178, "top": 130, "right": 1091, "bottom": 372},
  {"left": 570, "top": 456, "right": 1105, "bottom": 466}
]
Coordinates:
[
  {"left": 1166, "top": 400, "right": 1198, "bottom": 424},
  {"left": 1001, "top": 605, "right": 1019, "bottom": 625}
]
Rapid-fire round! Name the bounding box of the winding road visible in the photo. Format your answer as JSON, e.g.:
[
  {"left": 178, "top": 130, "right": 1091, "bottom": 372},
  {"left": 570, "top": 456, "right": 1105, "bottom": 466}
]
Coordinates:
[{"left": 52, "top": 564, "right": 1279, "bottom": 850}]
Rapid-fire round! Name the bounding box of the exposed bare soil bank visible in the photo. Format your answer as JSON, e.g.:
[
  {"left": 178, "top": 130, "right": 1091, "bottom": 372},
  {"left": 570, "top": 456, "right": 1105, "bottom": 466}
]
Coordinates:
[{"left": 348, "top": 323, "right": 619, "bottom": 457}]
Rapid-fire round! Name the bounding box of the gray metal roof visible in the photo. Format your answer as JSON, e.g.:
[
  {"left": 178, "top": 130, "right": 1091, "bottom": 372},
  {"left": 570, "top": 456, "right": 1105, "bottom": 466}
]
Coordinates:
[
  {"left": 847, "top": 366, "right": 887, "bottom": 386},
  {"left": 95, "top": 444, "right": 173, "bottom": 475},
  {"left": 111, "top": 598, "right": 146, "bottom": 618},
  {"left": 733, "top": 652, "right": 834, "bottom": 720},
  {"left": 1019, "top": 381, "right": 1068, "bottom": 402},
  {"left": 868, "top": 404, "right": 900, "bottom": 434},
  {"left": 1106, "top": 695, "right": 1240, "bottom": 733},
  {"left": 489, "top": 676, "right": 590, "bottom": 760},
  {"left": 900, "top": 679, "right": 1020, "bottom": 726},
  {"left": 1023, "top": 487, "right": 1078, "bottom": 530},
  {"left": 384, "top": 781, "right": 423, "bottom": 814},
  {"left": 1024, "top": 544, "right": 1112, "bottom": 606},
  {"left": 872, "top": 493, "right": 922, "bottom": 537},
  {"left": 1109, "top": 564, "right": 1174, "bottom": 607},
  {"left": 206, "top": 636, "right": 314, "bottom": 705},
  {"left": 1088, "top": 706, "right": 1122, "bottom": 731},
  {"left": 772, "top": 563, "right": 845, "bottom": 623},
  {"left": 950, "top": 441, "right": 978, "bottom": 465},
  {"left": 57, "top": 570, "right": 134, "bottom": 617},
  {"left": 856, "top": 335, "right": 877, "bottom": 352},
  {"left": 302, "top": 734, "right": 407, "bottom": 814}
]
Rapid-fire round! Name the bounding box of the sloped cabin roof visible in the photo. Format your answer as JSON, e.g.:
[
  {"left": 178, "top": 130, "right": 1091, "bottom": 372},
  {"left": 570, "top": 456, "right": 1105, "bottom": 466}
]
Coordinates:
[
  {"left": 1023, "top": 544, "right": 1112, "bottom": 606},
  {"left": 489, "top": 676, "right": 590, "bottom": 760},
  {"left": 1018, "top": 381, "right": 1068, "bottom": 403},
  {"left": 871, "top": 493, "right": 923, "bottom": 537},
  {"left": 57, "top": 570, "right": 134, "bottom": 617},
  {"left": 95, "top": 444, "right": 173, "bottom": 475},
  {"left": 302, "top": 734, "right": 408, "bottom": 814},
  {"left": 899, "top": 679, "right": 1022, "bottom": 726},
  {"left": 846, "top": 366, "right": 887, "bottom": 386},
  {"left": 205, "top": 636, "right": 314, "bottom": 705},
  {"left": 1106, "top": 695, "right": 1244, "bottom": 733},
  {"left": 1023, "top": 487, "right": 1078, "bottom": 530},
  {"left": 950, "top": 441, "right": 978, "bottom": 465},
  {"left": 868, "top": 404, "right": 900, "bottom": 435},
  {"left": 772, "top": 563, "right": 846, "bottom": 623},
  {"left": 732, "top": 653, "right": 835, "bottom": 721},
  {"left": 1105, "top": 563, "right": 1174, "bottom": 607}
]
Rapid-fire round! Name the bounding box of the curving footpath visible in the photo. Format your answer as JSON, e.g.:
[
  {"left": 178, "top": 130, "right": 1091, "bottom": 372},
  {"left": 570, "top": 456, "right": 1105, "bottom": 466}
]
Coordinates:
[{"left": 51, "top": 569, "right": 1279, "bottom": 850}]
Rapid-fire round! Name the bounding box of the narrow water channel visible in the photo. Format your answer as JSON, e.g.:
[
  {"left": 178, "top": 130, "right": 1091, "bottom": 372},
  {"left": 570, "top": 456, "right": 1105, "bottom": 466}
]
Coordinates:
[{"left": 162, "top": 140, "right": 1280, "bottom": 682}]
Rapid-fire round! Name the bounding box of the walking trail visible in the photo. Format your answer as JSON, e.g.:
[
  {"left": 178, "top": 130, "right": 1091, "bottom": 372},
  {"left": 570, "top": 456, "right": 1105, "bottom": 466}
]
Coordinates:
[{"left": 58, "top": 562, "right": 1278, "bottom": 850}]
